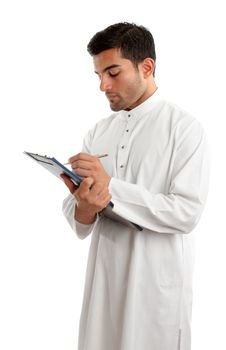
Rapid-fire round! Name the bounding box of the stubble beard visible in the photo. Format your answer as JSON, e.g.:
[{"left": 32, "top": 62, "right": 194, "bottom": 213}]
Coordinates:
[{"left": 108, "top": 95, "right": 125, "bottom": 112}]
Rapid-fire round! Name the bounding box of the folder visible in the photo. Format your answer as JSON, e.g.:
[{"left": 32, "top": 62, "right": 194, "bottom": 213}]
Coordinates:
[{"left": 24, "top": 151, "right": 143, "bottom": 231}]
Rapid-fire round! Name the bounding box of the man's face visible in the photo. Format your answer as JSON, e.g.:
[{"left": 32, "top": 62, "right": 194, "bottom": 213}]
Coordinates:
[{"left": 93, "top": 48, "right": 148, "bottom": 111}]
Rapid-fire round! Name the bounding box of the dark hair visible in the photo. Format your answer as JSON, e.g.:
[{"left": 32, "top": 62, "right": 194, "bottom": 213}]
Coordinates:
[{"left": 87, "top": 22, "right": 156, "bottom": 66}]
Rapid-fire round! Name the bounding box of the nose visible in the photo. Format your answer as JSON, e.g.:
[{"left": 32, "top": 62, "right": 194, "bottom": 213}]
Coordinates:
[{"left": 99, "top": 76, "right": 111, "bottom": 92}]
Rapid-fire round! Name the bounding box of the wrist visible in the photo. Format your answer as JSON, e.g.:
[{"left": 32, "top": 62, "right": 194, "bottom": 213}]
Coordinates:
[{"left": 74, "top": 204, "right": 97, "bottom": 225}]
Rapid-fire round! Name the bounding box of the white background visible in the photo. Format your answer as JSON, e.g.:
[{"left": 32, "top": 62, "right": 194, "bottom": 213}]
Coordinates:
[{"left": 0, "top": 0, "right": 225, "bottom": 349}]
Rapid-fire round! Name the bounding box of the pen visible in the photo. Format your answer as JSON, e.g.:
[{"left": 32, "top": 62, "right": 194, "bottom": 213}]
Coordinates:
[
  {"left": 96, "top": 153, "right": 108, "bottom": 159},
  {"left": 64, "top": 153, "right": 108, "bottom": 165}
]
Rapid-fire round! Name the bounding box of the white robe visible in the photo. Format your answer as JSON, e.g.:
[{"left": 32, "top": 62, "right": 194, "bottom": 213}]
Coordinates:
[{"left": 62, "top": 90, "right": 209, "bottom": 350}]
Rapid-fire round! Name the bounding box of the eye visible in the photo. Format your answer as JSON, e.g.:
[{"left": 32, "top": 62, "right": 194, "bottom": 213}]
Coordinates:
[{"left": 108, "top": 70, "right": 120, "bottom": 77}]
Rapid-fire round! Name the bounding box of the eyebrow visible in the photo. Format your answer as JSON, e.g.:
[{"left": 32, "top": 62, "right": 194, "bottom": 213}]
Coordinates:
[{"left": 94, "top": 64, "right": 121, "bottom": 75}]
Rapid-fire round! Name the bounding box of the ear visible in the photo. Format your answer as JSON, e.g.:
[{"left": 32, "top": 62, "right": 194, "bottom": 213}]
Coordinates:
[{"left": 140, "top": 58, "right": 155, "bottom": 78}]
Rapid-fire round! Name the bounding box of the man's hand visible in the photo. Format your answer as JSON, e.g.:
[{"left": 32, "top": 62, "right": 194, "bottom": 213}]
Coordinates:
[
  {"left": 60, "top": 173, "right": 78, "bottom": 195},
  {"left": 61, "top": 153, "right": 112, "bottom": 224},
  {"left": 67, "top": 152, "right": 111, "bottom": 188},
  {"left": 75, "top": 177, "right": 112, "bottom": 224}
]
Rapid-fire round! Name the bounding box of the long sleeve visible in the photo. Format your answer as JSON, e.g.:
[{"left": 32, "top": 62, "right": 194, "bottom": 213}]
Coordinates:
[
  {"left": 109, "top": 120, "right": 209, "bottom": 234},
  {"left": 62, "top": 130, "right": 98, "bottom": 239},
  {"left": 62, "top": 193, "right": 96, "bottom": 239}
]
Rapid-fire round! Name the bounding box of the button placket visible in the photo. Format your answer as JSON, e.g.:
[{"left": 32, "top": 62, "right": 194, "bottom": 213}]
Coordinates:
[{"left": 117, "top": 115, "right": 133, "bottom": 176}]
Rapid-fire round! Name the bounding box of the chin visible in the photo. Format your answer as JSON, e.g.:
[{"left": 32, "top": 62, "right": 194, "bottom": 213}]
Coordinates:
[{"left": 110, "top": 104, "right": 122, "bottom": 112}]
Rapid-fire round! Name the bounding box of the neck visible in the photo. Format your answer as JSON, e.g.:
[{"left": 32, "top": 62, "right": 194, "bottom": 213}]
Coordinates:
[{"left": 146, "top": 78, "right": 158, "bottom": 98}]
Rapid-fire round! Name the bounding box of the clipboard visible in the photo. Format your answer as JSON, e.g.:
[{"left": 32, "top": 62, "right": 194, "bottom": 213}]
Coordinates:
[
  {"left": 24, "top": 151, "right": 83, "bottom": 186},
  {"left": 24, "top": 151, "right": 143, "bottom": 231}
]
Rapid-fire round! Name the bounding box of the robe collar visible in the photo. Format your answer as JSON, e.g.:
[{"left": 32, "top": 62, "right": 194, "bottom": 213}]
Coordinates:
[{"left": 119, "top": 88, "right": 162, "bottom": 120}]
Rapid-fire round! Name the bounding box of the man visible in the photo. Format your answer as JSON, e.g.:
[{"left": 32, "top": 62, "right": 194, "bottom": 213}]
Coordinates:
[{"left": 62, "top": 22, "right": 209, "bottom": 350}]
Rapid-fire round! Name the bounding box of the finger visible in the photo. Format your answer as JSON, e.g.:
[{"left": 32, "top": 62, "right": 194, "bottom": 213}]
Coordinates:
[
  {"left": 69, "top": 152, "right": 96, "bottom": 164},
  {"left": 71, "top": 159, "right": 92, "bottom": 169},
  {"left": 78, "top": 177, "right": 94, "bottom": 192},
  {"left": 74, "top": 170, "right": 92, "bottom": 178},
  {"left": 71, "top": 159, "right": 96, "bottom": 174},
  {"left": 98, "top": 191, "right": 112, "bottom": 204},
  {"left": 83, "top": 188, "right": 111, "bottom": 212},
  {"left": 95, "top": 193, "right": 112, "bottom": 212},
  {"left": 89, "top": 182, "right": 106, "bottom": 196},
  {"left": 72, "top": 159, "right": 103, "bottom": 181},
  {"left": 72, "top": 158, "right": 100, "bottom": 172},
  {"left": 76, "top": 177, "right": 94, "bottom": 201},
  {"left": 60, "top": 174, "right": 78, "bottom": 194},
  {"left": 90, "top": 184, "right": 111, "bottom": 204}
]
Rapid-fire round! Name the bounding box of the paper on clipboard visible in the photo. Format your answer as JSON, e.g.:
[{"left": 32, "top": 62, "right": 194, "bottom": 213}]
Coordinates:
[{"left": 24, "top": 151, "right": 83, "bottom": 186}]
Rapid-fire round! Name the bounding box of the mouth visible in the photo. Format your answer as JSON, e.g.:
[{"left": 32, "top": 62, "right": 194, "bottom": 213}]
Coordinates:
[{"left": 106, "top": 93, "right": 118, "bottom": 100}]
